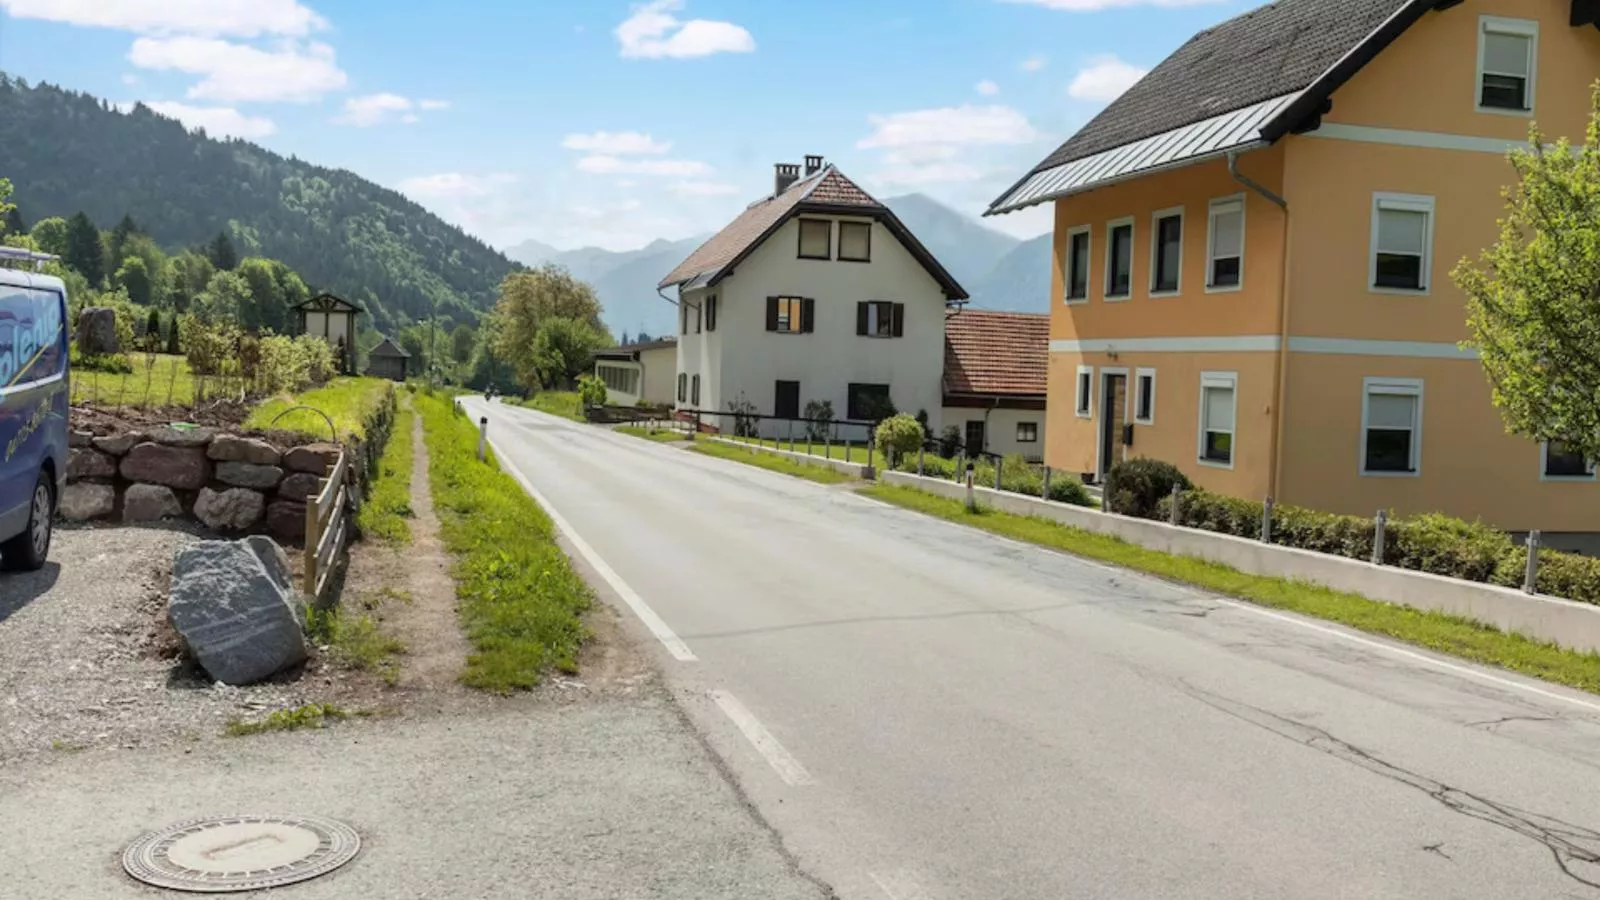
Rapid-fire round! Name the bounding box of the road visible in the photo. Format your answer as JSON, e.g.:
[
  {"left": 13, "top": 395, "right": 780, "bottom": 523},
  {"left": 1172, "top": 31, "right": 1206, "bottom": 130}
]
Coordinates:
[{"left": 469, "top": 398, "right": 1600, "bottom": 900}]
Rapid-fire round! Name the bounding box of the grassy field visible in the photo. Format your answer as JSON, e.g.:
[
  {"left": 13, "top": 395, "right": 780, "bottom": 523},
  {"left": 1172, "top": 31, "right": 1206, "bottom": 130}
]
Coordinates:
[
  {"left": 519, "top": 391, "right": 584, "bottom": 421},
  {"left": 246, "top": 377, "right": 394, "bottom": 441},
  {"left": 417, "top": 393, "right": 591, "bottom": 693},
  {"left": 355, "top": 400, "right": 416, "bottom": 545},
  {"left": 862, "top": 483, "right": 1600, "bottom": 695},
  {"left": 70, "top": 354, "right": 197, "bottom": 408},
  {"left": 689, "top": 439, "right": 854, "bottom": 484},
  {"left": 616, "top": 424, "right": 692, "bottom": 443}
]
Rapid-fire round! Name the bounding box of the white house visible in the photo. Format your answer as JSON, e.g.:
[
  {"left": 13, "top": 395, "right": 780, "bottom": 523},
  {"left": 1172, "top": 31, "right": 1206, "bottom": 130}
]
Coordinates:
[
  {"left": 592, "top": 338, "right": 677, "bottom": 407},
  {"left": 658, "top": 156, "right": 968, "bottom": 439},
  {"left": 942, "top": 309, "right": 1048, "bottom": 462}
]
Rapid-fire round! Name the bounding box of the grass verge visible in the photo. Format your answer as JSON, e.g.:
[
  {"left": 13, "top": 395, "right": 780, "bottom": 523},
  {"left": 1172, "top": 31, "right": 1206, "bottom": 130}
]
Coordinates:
[
  {"left": 616, "top": 424, "right": 692, "bottom": 443},
  {"left": 724, "top": 432, "right": 871, "bottom": 463},
  {"left": 861, "top": 483, "right": 1600, "bottom": 694},
  {"left": 690, "top": 439, "right": 854, "bottom": 485},
  {"left": 356, "top": 400, "right": 416, "bottom": 545},
  {"left": 307, "top": 600, "right": 407, "bottom": 685},
  {"left": 416, "top": 393, "right": 590, "bottom": 693},
  {"left": 519, "top": 391, "right": 584, "bottom": 421},
  {"left": 246, "top": 377, "right": 394, "bottom": 441},
  {"left": 225, "top": 703, "right": 356, "bottom": 737}
]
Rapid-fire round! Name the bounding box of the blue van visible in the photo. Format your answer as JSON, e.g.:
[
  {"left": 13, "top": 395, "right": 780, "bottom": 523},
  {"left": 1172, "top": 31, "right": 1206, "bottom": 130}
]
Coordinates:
[{"left": 0, "top": 253, "right": 68, "bottom": 571}]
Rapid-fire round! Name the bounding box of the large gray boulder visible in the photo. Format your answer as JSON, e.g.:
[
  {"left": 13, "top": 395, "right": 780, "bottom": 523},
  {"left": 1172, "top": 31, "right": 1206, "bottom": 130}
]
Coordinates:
[
  {"left": 67, "top": 448, "right": 116, "bottom": 479},
  {"left": 284, "top": 442, "right": 342, "bottom": 475},
  {"left": 123, "top": 484, "right": 183, "bottom": 523},
  {"left": 216, "top": 461, "right": 284, "bottom": 489},
  {"left": 120, "top": 443, "right": 210, "bottom": 489},
  {"left": 277, "top": 472, "right": 322, "bottom": 502},
  {"left": 266, "top": 500, "right": 307, "bottom": 543},
  {"left": 75, "top": 307, "right": 118, "bottom": 356},
  {"left": 91, "top": 431, "right": 144, "bottom": 456},
  {"left": 195, "top": 487, "right": 265, "bottom": 531},
  {"left": 58, "top": 483, "right": 116, "bottom": 521},
  {"left": 148, "top": 425, "right": 216, "bottom": 448},
  {"left": 209, "top": 434, "right": 281, "bottom": 466},
  {"left": 168, "top": 537, "right": 307, "bottom": 685}
]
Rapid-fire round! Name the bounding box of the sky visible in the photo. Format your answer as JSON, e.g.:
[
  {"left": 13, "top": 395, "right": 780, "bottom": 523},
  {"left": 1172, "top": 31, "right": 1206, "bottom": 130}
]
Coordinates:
[{"left": 0, "top": 0, "right": 1256, "bottom": 253}]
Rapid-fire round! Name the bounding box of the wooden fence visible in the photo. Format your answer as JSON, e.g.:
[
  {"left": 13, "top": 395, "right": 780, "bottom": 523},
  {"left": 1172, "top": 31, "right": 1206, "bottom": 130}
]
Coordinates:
[{"left": 303, "top": 450, "right": 350, "bottom": 598}]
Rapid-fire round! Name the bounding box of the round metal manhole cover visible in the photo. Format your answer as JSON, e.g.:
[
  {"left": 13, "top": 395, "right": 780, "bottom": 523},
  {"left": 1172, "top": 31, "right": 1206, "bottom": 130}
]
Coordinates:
[{"left": 122, "top": 814, "right": 360, "bottom": 893}]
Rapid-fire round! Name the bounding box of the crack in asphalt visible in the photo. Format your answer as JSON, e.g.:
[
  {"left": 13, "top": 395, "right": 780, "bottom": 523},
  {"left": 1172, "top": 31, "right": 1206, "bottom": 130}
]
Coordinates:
[
  {"left": 1466, "top": 714, "right": 1561, "bottom": 731},
  {"left": 1176, "top": 680, "right": 1600, "bottom": 892}
]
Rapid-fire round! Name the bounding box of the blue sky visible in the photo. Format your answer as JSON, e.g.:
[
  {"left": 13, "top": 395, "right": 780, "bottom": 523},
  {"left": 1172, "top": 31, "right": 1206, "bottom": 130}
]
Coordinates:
[{"left": 0, "top": 0, "right": 1252, "bottom": 252}]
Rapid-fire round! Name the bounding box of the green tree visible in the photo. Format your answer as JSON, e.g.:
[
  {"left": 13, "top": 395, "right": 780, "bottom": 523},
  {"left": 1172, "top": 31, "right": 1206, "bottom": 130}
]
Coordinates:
[
  {"left": 165, "top": 315, "right": 181, "bottom": 354},
  {"left": 1455, "top": 85, "right": 1600, "bottom": 461},
  {"left": 116, "top": 255, "right": 154, "bottom": 306},
  {"left": 30, "top": 216, "right": 68, "bottom": 257},
  {"left": 144, "top": 307, "right": 161, "bottom": 346},
  {"left": 109, "top": 214, "right": 140, "bottom": 266},
  {"left": 3, "top": 205, "right": 23, "bottom": 237},
  {"left": 236, "top": 257, "right": 287, "bottom": 332},
  {"left": 532, "top": 317, "right": 606, "bottom": 389},
  {"left": 0, "top": 177, "right": 13, "bottom": 235},
  {"left": 451, "top": 323, "right": 476, "bottom": 363},
  {"left": 192, "top": 270, "right": 251, "bottom": 325},
  {"left": 166, "top": 251, "right": 215, "bottom": 311},
  {"left": 207, "top": 230, "right": 238, "bottom": 270},
  {"left": 492, "top": 264, "right": 608, "bottom": 390},
  {"left": 63, "top": 211, "right": 104, "bottom": 284}
]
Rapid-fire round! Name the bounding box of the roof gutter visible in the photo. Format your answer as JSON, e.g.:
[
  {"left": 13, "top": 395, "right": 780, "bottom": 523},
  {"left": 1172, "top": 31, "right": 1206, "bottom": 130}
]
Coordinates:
[{"left": 1227, "top": 150, "right": 1291, "bottom": 505}]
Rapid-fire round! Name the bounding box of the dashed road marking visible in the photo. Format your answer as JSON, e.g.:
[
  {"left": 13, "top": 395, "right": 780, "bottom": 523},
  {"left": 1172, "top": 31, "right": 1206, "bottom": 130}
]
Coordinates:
[{"left": 710, "top": 689, "right": 815, "bottom": 786}]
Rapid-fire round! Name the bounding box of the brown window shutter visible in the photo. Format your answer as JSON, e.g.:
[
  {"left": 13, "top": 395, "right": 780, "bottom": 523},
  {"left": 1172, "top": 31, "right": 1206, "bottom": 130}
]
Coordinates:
[
  {"left": 766, "top": 296, "right": 779, "bottom": 332},
  {"left": 856, "top": 302, "right": 868, "bottom": 336},
  {"left": 801, "top": 298, "right": 815, "bottom": 333},
  {"left": 891, "top": 303, "right": 905, "bottom": 337},
  {"left": 707, "top": 296, "right": 717, "bottom": 331}
]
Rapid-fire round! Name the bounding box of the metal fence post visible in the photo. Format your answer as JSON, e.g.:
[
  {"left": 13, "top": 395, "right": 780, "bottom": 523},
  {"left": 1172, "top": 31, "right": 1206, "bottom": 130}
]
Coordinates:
[
  {"left": 825, "top": 431, "right": 831, "bottom": 459},
  {"left": 994, "top": 458, "right": 1002, "bottom": 492},
  {"left": 917, "top": 444, "right": 925, "bottom": 477},
  {"left": 965, "top": 462, "right": 977, "bottom": 511},
  {"left": 1261, "top": 496, "right": 1274, "bottom": 543},
  {"left": 807, "top": 428, "right": 813, "bottom": 457},
  {"left": 1169, "top": 483, "right": 1182, "bottom": 525},
  {"left": 955, "top": 452, "right": 965, "bottom": 483},
  {"left": 1042, "top": 466, "right": 1052, "bottom": 500},
  {"left": 788, "top": 419, "right": 795, "bottom": 453},
  {"left": 1372, "top": 509, "right": 1388, "bottom": 565},
  {"left": 478, "top": 416, "right": 488, "bottom": 462},
  {"left": 1101, "top": 485, "right": 1110, "bottom": 513},
  {"left": 1524, "top": 529, "right": 1542, "bottom": 595}
]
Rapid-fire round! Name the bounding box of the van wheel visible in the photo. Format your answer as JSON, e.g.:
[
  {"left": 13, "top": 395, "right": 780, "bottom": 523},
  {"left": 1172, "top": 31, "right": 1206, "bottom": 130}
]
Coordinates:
[{"left": 1, "top": 472, "right": 53, "bottom": 572}]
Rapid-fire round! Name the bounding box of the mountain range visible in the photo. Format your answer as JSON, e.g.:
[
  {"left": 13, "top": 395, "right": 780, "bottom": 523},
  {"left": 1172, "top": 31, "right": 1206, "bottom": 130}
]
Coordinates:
[{"left": 508, "top": 193, "right": 1052, "bottom": 339}]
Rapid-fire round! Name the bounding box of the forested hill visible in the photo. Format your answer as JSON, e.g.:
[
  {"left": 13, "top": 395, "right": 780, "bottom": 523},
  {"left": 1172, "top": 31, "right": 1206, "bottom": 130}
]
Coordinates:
[{"left": 0, "top": 75, "right": 516, "bottom": 334}]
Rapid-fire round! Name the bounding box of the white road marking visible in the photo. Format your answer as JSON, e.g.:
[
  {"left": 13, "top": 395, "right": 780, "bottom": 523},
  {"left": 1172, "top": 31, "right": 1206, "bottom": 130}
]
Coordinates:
[
  {"left": 869, "top": 869, "right": 931, "bottom": 900},
  {"left": 710, "top": 690, "right": 815, "bottom": 787},
  {"left": 478, "top": 417, "right": 698, "bottom": 663}
]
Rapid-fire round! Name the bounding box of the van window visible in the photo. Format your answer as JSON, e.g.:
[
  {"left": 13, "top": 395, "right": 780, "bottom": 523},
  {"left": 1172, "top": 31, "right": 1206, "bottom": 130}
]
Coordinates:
[{"left": 0, "top": 285, "right": 66, "bottom": 390}]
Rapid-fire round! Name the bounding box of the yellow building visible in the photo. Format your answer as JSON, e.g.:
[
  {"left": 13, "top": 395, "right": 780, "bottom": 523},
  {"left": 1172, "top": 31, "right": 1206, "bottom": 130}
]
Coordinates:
[{"left": 988, "top": 0, "right": 1600, "bottom": 548}]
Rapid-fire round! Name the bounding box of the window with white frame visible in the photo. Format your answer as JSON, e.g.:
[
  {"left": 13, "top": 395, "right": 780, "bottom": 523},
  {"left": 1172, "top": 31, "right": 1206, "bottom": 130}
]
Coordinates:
[
  {"left": 1134, "top": 368, "right": 1156, "bottom": 425},
  {"left": 1198, "top": 372, "right": 1236, "bottom": 466},
  {"left": 1066, "top": 226, "right": 1090, "bottom": 302},
  {"left": 1207, "top": 197, "right": 1244, "bottom": 290},
  {"left": 1362, "top": 378, "right": 1423, "bottom": 475},
  {"left": 1542, "top": 440, "right": 1595, "bottom": 480},
  {"left": 1151, "top": 208, "right": 1183, "bottom": 295},
  {"left": 1075, "top": 365, "right": 1093, "bottom": 417},
  {"left": 1371, "top": 193, "right": 1434, "bottom": 293},
  {"left": 1106, "top": 220, "right": 1133, "bottom": 299},
  {"left": 1478, "top": 16, "right": 1537, "bottom": 113}
]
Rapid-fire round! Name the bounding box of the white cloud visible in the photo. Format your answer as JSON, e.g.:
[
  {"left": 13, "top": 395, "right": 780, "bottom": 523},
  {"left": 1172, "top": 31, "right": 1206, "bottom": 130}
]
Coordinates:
[
  {"left": 883, "top": 145, "right": 960, "bottom": 166},
  {"left": 975, "top": 79, "right": 1000, "bottom": 96},
  {"left": 418, "top": 99, "right": 450, "bottom": 111},
  {"left": 1001, "top": 0, "right": 1226, "bottom": 9},
  {"left": 670, "top": 180, "right": 740, "bottom": 196},
  {"left": 1067, "top": 54, "right": 1147, "bottom": 101},
  {"left": 561, "top": 131, "right": 671, "bottom": 155},
  {"left": 1020, "top": 55, "right": 1047, "bottom": 72},
  {"left": 397, "top": 172, "right": 519, "bottom": 200},
  {"left": 871, "top": 162, "right": 988, "bottom": 187},
  {"left": 121, "top": 74, "right": 139, "bottom": 86},
  {"left": 858, "top": 105, "right": 1037, "bottom": 150},
  {"left": 127, "top": 100, "right": 278, "bottom": 139},
  {"left": 616, "top": 0, "right": 755, "bottom": 60},
  {"left": 333, "top": 93, "right": 445, "bottom": 127},
  {"left": 0, "top": 0, "right": 326, "bottom": 38},
  {"left": 576, "top": 155, "right": 712, "bottom": 177},
  {"left": 128, "top": 36, "right": 347, "bottom": 103}
]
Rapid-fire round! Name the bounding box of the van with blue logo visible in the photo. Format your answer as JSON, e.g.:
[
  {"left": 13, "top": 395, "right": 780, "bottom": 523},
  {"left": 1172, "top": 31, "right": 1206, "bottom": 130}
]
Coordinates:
[{"left": 0, "top": 249, "right": 68, "bottom": 571}]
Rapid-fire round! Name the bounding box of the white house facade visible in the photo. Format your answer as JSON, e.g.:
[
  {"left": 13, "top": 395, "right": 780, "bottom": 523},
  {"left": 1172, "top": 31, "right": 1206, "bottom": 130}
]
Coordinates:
[{"left": 660, "top": 157, "right": 968, "bottom": 440}]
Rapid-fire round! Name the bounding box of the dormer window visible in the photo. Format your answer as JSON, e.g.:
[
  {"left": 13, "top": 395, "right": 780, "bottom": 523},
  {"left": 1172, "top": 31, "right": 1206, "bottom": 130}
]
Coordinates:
[
  {"left": 1478, "top": 17, "right": 1537, "bottom": 114},
  {"left": 839, "top": 221, "right": 871, "bottom": 262},
  {"left": 798, "top": 219, "right": 832, "bottom": 260}
]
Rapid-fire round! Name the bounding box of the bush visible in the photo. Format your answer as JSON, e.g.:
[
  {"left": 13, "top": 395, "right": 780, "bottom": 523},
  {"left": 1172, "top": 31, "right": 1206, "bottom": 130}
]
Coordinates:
[
  {"left": 803, "top": 399, "right": 834, "bottom": 442},
  {"left": 938, "top": 425, "right": 962, "bottom": 459},
  {"left": 1386, "top": 513, "right": 1512, "bottom": 583},
  {"left": 891, "top": 452, "right": 1095, "bottom": 507},
  {"left": 874, "top": 413, "right": 924, "bottom": 466},
  {"left": 577, "top": 373, "right": 607, "bottom": 408},
  {"left": 1106, "top": 457, "right": 1191, "bottom": 519}
]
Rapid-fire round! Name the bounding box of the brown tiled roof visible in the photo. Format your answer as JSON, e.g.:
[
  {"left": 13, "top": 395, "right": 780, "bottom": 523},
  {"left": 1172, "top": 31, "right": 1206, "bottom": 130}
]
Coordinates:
[
  {"left": 596, "top": 337, "right": 677, "bottom": 359},
  {"left": 943, "top": 309, "right": 1048, "bottom": 398},
  {"left": 657, "top": 164, "right": 968, "bottom": 299}
]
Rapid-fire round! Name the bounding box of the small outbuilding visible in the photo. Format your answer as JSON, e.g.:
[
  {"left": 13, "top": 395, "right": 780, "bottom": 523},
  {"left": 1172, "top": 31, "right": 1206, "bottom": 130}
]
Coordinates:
[
  {"left": 294, "top": 292, "right": 363, "bottom": 375},
  {"left": 366, "top": 336, "right": 411, "bottom": 382}
]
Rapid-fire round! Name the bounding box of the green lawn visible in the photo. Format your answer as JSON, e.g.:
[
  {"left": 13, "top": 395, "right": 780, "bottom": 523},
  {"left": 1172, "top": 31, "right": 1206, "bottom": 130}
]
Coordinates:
[
  {"left": 616, "top": 424, "right": 692, "bottom": 443},
  {"left": 690, "top": 439, "right": 855, "bottom": 484},
  {"left": 519, "top": 391, "right": 584, "bottom": 421},
  {"left": 861, "top": 483, "right": 1600, "bottom": 695},
  {"left": 416, "top": 393, "right": 590, "bottom": 693},
  {"left": 246, "top": 377, "right": 395, "bottom": 441},
  {"left": 70, "top": 354, "right": 197, "bottom": 408},
  {"left": 355, "top": 399, "right": 416, "bottom": 545},
  {"left": 723, "top": 432, "right": 873, "bottom": 463}
]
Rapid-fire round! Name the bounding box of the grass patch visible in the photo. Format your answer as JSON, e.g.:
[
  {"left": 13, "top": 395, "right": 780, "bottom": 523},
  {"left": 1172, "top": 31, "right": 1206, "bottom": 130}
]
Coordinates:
[
  {"left": 519, "top": 391, "right": 584, "bottom": 421},
  {"left": 306, "top": 603, "right": 406, "bottom": 685},
  {"left": 70, "top": 353, "right": 197, "bottom": 408},
  {"left": 416, "top": 393, "right": 590, "bottom": 693},
  {"left": 356, "top": 401, "right": 416, "bottom": 545},
  {"left": 245, "top": 377, "right": 394, "bottom": 442},
  {"left": 616, "top": 424, "right": 692, "bottom": 443},
  {"left": 861, "top": 483, "right": 1600, "bottom": 694},
  {"left": 690, "top": 440, "right": 854, "bottom": 484},
  {"left": 225, "top": 703, "right": 356, "bottom": 737}
]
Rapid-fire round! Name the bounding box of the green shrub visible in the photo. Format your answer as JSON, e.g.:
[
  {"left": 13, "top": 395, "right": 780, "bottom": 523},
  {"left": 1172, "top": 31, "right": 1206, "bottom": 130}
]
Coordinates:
[
  {"left": 1106, "top": 457, "right": 1191, "bottom": 519},
  {"left": 577, "top": 373, "right": 608, "bottom": 408},
  {"left": 1386, "top": 513, "right": 1511, "bottom": 583},
  {"left": 875, "top": 413, "right": 924, "bottom": 466},
  {"left": 891, "top": 452, "right": 1094, "bottom": 507}
]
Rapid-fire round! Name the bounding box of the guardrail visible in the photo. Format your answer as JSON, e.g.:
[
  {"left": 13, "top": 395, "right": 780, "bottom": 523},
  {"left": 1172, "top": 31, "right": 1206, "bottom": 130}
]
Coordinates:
[{"left": 303, "top": 450, "right": 350, "bottom": 598}]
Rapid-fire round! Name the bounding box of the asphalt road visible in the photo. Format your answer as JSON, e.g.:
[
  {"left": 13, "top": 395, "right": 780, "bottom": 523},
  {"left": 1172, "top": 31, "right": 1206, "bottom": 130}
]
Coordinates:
[{"left": 468, "top": 397, "right": 1600, "bottom": 900}]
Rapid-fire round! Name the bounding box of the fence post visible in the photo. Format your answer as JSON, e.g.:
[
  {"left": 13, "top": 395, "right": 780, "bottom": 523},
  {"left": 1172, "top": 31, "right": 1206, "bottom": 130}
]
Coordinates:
[
  {"left": 1101, "top": 484, "right": 1110, "bottom": 513},
  {"left": 807, "top": 428, "right": 813, "bottom": 457},
  {"left": 955, "top": 452, "right": 965, "bottom": 483},
  {"left": 1261, "top": 496, "right": 1274, "bottom": 543},
  {"left": 965, "top": 461, "right": 977, "bottom": 512},
  {"left": 1372, "top": 509, "right": 1388, "bottom": 565},
  {"left": 1524, "top": 529, "right": 1542, "bottom": 595},
  {"left": 1169, "top": 483, "right": 1181, "bottom": 525},
  {"left": 1042, "top": 466, "right": 1052, "bottom": 500},
  {"left": 478, "top": 416, "right": 488, "bottom": 462},
  {"left": 303, "top": 502, "right": 321, "bottom": 596},
  {"left": 788, "top": 419, "right": 795, "bottom": 453},
  {"left": 994, "top": 458, "right": 1003, "bottom": 492},
  {"left": 917, "top": 443, "right": 925, "bottom": 477}
]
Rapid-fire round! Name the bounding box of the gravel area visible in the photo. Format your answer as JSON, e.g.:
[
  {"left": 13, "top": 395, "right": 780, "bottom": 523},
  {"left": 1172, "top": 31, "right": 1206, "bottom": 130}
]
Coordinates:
[{"left": 0, "top": 526, "right": 333, "bottom": 762}]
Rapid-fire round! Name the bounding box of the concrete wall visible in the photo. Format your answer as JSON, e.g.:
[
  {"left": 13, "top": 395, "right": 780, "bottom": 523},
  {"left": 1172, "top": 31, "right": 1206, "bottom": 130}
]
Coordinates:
[{"left": 705, "top": 436, "right": 871, "bottom": 479}]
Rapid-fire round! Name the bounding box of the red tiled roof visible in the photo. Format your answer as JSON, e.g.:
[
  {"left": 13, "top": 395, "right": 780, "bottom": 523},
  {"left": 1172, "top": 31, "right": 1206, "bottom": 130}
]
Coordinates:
[{"left": 943, "top": 309, "right": 1049, "bottom": 398}]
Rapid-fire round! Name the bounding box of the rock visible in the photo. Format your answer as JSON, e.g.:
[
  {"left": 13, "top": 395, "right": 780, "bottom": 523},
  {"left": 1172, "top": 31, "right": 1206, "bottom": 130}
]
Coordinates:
[
  {"left": 123, "top": 484, "right": 184, "bottom": 522},
  {"left": 75, "top": 307, "right": 119, "bottom": 355},
  {"left": 168, "top": 538, "right": 307, "bottom": 685},
  {"left": 209, "top": 434, "right": 281, "bottom": 466},
  {"left": 266, "top": 501, "right": 308, "bottom": 543},
  {"left": 68, "top": 429, "right": 94, "bottom": 448},
  {"left": 216, "top": 461, "right": 284, "bottom": 489},
  {"left": 120, "top": 443, "right": 210, "bottom": 490},
  {"left": 194, "top": 487, "right": 265, "bottom": 532},
  {"left": 277, "top": 472, "right": 322, "bottom": 502},
  {"left": 147, "top": 425, "right": 216, "bottom": 448},
  {"left": 283, "top": 442, "right": 342, "bottom": 475},
  {"left": 58, "top": 483, "right": 116, "bottom": 521},
  {"left": 67, "top": 448, "right": 116, "bottom": 479},
  {"left": 91, "top": 432, "right": 144, "bottom": 456}
]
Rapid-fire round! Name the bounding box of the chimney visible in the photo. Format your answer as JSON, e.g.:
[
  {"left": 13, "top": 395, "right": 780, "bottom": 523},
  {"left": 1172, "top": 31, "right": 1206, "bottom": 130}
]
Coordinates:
[
  {"left": 804, "top": 154, "right": 825, "bottom": 176},
  {"left": 774, "top": 162, "right": 801, "bottom": 195}
]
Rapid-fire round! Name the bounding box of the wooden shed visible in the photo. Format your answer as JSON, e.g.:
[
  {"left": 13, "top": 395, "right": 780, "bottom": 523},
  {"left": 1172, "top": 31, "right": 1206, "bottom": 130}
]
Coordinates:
[
  {"left": 294, "top": 292, "right": 363, "bottom": 375},
  {"left": 366, "top": 336, "right": 411, "bottom": 382}
]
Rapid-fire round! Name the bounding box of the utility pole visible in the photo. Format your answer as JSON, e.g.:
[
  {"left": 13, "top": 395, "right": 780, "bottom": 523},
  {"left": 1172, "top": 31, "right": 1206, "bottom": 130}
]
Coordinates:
[{"left": 427, "top": 314, "right": 436, "bottom": 388}]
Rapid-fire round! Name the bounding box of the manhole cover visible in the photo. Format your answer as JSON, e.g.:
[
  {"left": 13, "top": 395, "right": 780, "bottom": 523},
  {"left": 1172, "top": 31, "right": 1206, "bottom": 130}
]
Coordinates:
[{"left": 122, "top": 814, "right": 360, "bottom": 893}]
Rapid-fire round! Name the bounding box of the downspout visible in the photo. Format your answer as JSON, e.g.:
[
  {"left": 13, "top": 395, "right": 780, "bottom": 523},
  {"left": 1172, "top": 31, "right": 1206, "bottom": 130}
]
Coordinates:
[{"left": 1227, "top": 150, "right": 1291, "bottom": 503}]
